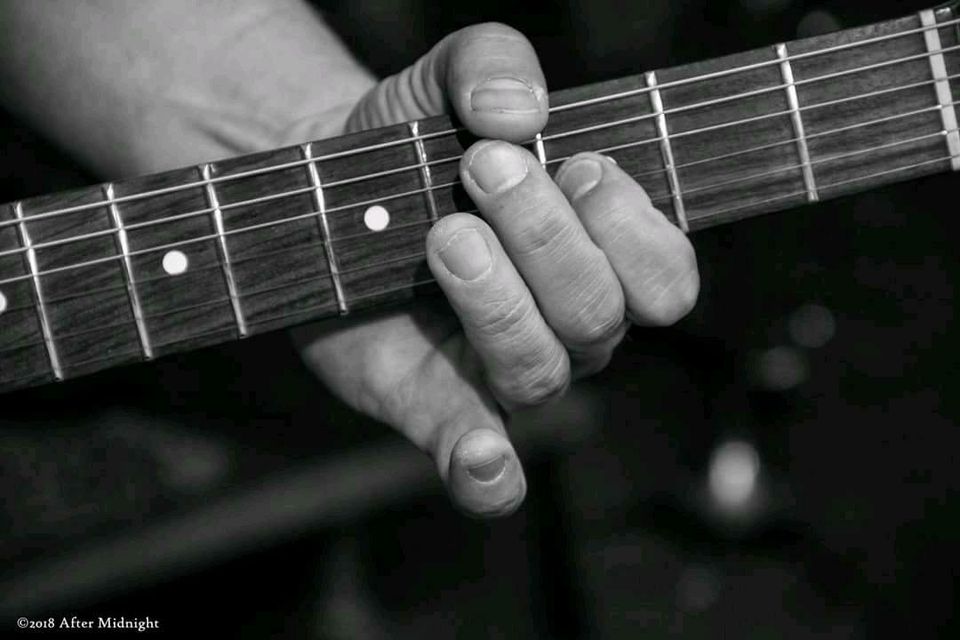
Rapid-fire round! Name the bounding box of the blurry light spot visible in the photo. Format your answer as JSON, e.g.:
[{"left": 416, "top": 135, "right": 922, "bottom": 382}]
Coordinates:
[
  {"left": 162, "top": 442, "right": 229, "bottom": 492},
  {"left": 797, "top": 10, "right": 842, "bottom": 37},
  {"left": 0, "top": 290, "right": 6, "bottom": 315},
  {"left": 709, "top": 440, "right": 760, "bottom": 511},
  {"left": 162, "top": 250, "right": 189, "bottom": 275},
  {"left": 364, "top": 205, "right": 390, "bottom": 232},
  {"left": 677, "top": 564, "right": 720, "bottom": 613},
  {"left": 754, "top": 345, "right": 808, "bottom": 391},
  {"left": 788, "top": 303, "right": 836, "bottom": 348}
]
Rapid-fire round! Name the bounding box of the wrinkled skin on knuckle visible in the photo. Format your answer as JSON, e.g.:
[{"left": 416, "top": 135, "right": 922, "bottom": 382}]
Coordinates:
[
  {"left": 557, "top": 258, "right": 625, "bottom": 350},
  {"left": 509, "top": 202, "right": 578, "bottom": 259},
  {"left": 500, "top": 346, "right": 571, "bottom": 407},
  {"left": 467, "top": 291, "right": 536, "bottom": 343}
]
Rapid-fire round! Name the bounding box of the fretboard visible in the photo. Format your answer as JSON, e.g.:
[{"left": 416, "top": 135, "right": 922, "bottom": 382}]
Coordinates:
[{"left": 2, "top": 5, "right": 960, "bottom": 393}]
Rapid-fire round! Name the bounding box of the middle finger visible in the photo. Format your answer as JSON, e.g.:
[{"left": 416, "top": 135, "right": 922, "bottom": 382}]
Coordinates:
[{"left": 460, "top": 140, "right": 626, "bottom": 355}]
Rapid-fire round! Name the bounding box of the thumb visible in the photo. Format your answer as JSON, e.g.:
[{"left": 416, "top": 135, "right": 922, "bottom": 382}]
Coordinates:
[
  {"left": 292, "top": 308, "right": 527, "bottom": 518},
  {"left": 345, "top": 23, "right": 548, "bottom": 141}
]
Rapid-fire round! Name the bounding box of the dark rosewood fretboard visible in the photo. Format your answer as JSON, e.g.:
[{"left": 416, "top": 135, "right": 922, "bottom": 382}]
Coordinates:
[{"left": 2, "top": 5, "right": 960, "bottom": 392}]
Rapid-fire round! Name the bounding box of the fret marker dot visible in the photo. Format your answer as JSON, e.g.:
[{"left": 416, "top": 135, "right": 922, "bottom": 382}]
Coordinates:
[
  {"left": 0, "top": 290, "right": 6, "bottom": 315},
  {"left": 364, "top": 205, "right": 390, "bottom": 232},
  {"left": 162, "top": 250, "right": 189, "bottom": 276}
]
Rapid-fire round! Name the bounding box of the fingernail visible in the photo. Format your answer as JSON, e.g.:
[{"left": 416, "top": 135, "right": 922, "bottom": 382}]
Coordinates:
[
  {"left": 557, "top": 157, "right": 603, "bottom": 201},
  {"left": 471, "top": 77, "right": 541, "bottom": 114},
  {"left": 467, "top": 142, "right": 528, "bottom": 194},
  {"left": 438, "top": 228, "right": 492, "bottom": 281},
  {"left": 467, "top": 455, "right": 507, "bottom": 483}
]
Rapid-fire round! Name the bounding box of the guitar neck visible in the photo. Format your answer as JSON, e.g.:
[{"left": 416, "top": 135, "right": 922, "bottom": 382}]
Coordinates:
[{"left": 2, "top": 5, "right": 959, "bottom": 393}]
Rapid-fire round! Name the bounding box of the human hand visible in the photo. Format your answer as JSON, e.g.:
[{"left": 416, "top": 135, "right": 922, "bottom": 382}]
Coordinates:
[{"left": 293, "top": 23, "right": 699, "bottom": 517}]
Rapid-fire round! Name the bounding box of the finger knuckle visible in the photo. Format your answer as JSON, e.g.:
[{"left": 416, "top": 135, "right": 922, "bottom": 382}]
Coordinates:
[
  {"left": 471, "top": 293, "right": 535, "bottom": 340},
  {"left": 564, "top": 284, "right": 626, "bottom": 350},
  {"left": 507, "top": 350, "right": 571, "bottom": 407},
  {"left": 512, "top": 207, "right": 576, "bottom": 258}
]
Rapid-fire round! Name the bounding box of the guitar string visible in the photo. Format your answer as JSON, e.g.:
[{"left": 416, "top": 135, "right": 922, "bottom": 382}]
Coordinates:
[
  {"left": 7, "top": 149, "right": 950, "bottom": 367},
  {"left": 0, "top": 94, "right": 942, "bottom": 313},
  {"left": 0, "top": 17, "right": 958, "bottom": 232},
  {"left": 0, "top": 129, "right": 954, "bottom": 337},
  {"left": 547, "top": 16, "right": 960, "bottom": 113},
  {"left": 0, "top": 105, "right": 956, "bottom": 296},
  {"left": 1, "top": 61, "right": 957, "bottom": 265},
  {"left": 0, "top": 25, "right": 956, "bottom": 322},
  {"left": 0, "top": 42, "right": 957, "bottom": 260},
  {"left": 2, "top": 277, "right": 441, "bottom": 378},
  {"left": 5, "top": 21, "right": 960, "bottom": 379}
]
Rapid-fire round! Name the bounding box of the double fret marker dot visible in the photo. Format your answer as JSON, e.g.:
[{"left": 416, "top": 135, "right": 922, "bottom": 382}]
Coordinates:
[
  {"left": 0, "top": 290, "right": 7, "bottom": 316},
  {"left": 162, "top": 250, "right": 189, "bottom": 276},
  {"left": 364, "top": 205, "right": 390, "bottom": 232}
]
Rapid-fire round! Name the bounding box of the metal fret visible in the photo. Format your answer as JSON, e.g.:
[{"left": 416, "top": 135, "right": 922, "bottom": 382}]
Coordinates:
[
  {"left": 534, "top": 133, "right": 547, "bottom": 168},
  {"left": 103, "top": 184, "right": 153, "bottom": 359},
  {"left": 408, "top": 121, "right": 440, "bottom": 224},
  {"left": 645, "top": 71, "right": 689, "bottom": 233},
  {"left": 920, "top": 9, "right": 960, "bottom": 171},
  {"left": 776, "top": 43, "right": 820, "bottom": 202},
  {"left": 200, "top": 164, "right": 248, "bottom": 336},
  {"left": 301, "top": 143, "right": 348, "bottom": 315},
  {"left": 12, "top": 202, "right": 63, "bottom": 379}
]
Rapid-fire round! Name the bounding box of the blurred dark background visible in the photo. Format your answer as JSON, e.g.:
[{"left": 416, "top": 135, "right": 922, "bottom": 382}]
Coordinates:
[{"left": 2, "top": 0, "right": 959, "bottom": 637}]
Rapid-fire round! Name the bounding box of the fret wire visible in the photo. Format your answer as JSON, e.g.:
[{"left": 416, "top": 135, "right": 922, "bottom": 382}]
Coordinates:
[
  {"left": 776, "top": 43, "right": 819, "bottom": 203},
  {"left": 200, "top": 163, "right": 247, "bottom": 337},
  {"left": 226, "top": 277, "right": 439, "bottom": 328},
  {"left": 676, "top": 128, "right": 957, "bottom": 199},
  {"left": 626, "top": 74, "right": 960, "bottom": 179},
  {"left": 409, "top": 121, "right": 440, "bottom": 224},
  {"left": 12, "top": 201, "right": 63, "bottom": 380},
  {"left": 0, "top": 130, "right": 460, "bottom": 229},
  {"left": 549, "top": 16, "right": 960, "bottom": 113},
  {"left": 693, "top": 154, "right": 953, "bottom": 227},
  {"left": 167, "top": 246, "right": 434, "bottom": 311},
  {"left": 36, "top": 276, "right": 443, "bottom": 373},
  {"left": 3, "top": 25, "right": 960, "bottom": 234},
  {"left": 542, "top": 50, "right": 960, "bottom": 149},
  {"left": 920, "top": 9, "right": 960, "bottom": 171},
  {"left": 4, "top": 115, "right": 959, "bottom": 291},
  {"left": 12, "top": 51, "right": 954, "bottom": 265},
  {"left": 647, "top": 71, "right": 688, "bottom": 232},
  {"left": 302, "top": 142, "right": 348, "bottom": 314},
  {"left": 534, "top": 133, "right": 547, "bottom": 168},
  {"left": 3, "top": 236, "right": 306, "bottom": 314},
  {"left": 25, "top": 316, "right": 137, "bottom": 345},
  {"left": 103, "top": 183, "right": 153, "bottom": 359},
  {"left": 1, "top": 148, "right": 956, "bottom": 366},
  {"left": 0, "top": 153, "right": 459, "bottom": 259},
  {"left": 3, "top": 232, "right": 329, "bottom": 312}
]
